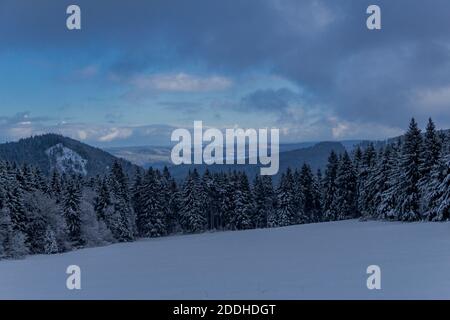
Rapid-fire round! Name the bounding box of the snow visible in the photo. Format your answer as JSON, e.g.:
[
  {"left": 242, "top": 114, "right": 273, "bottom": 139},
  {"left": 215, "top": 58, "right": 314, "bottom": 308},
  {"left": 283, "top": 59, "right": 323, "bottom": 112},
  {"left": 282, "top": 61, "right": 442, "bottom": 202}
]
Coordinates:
[
  {"left": 1, "top": 220, "right": 450, "bottom": 299},
  {"left": 45, "top": 143, "right": 88, "bottom": 176}
]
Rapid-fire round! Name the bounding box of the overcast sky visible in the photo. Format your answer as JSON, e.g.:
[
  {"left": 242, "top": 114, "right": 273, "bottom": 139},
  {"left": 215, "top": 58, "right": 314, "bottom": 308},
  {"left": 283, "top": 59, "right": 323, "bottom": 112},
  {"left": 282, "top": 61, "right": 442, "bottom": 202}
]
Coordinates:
[{"left": 1, "top": 0, "right": 450, "bottom": 146}]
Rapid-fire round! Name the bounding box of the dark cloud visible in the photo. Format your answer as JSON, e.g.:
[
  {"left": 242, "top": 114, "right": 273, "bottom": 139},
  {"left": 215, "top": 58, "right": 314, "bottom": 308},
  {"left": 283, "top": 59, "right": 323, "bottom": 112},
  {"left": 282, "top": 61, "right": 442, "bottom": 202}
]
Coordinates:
[
  {"left": 2, "top": 0, "right": 450, "bottom": 133},
  {"left": 239, "top": 88, "right": 303, "bottom": 116},
  {"left": 0, "top": 112, "right": 52, "bottom": 125}
]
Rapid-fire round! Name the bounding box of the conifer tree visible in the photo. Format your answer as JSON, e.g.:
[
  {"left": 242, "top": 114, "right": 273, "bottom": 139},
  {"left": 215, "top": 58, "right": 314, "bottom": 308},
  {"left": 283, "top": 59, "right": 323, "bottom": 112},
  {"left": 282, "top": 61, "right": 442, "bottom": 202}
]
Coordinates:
[
  {"left": 293, "top": 169, "right": 305, "bottom": 223},
  {"left": 333, "top": 151, "right": 358, "bottom": 220},
  {"left": 162, "top": 166, "right": 179, "bottom": 234},
  {"left": 50, "top": 170, "right": 62, "bottom": 201},
  {"left": 94, "top": 178, "right": 111, "bottom": 222},
  {"left": 323, "top": 151, "right": 339, "bottom": 221},
  {"left": 423, "top": 153, "right": 450, "bottom": 221},
  {"left": 108, "top": 161, "right": 134, "bottom": 241},
  {"left": 300, "top": 164, "right": 322, "bottom": 222},
  {"left": 6, "top": 184, "right": 28, "bottom": 235},
  {"left": 253, "top": 175, "right": 275, "bottom": 228},
  {"left": 62, "top": 178, "right": 83, "bottom": 246},
  {"left": 357, "top": 143, "right": 377, "bottom": 216},
  {"left": 230, "top": 172, "right": 254, "bottom": 230},
  {"left": 137, "top": 168, "right": 166, "bottom": 237},
  {"left": 419, "top": 118, "right": 441, "bottom": 191},
  {"left": 179, "top": 170, "right": 207, "bottom": 233},
  {"left": 276, "top": 168, "right": 296, "bottom": 227},
  {"left": 397, "top": 118, "right": 423, "bottom": 221},
  {"left": 377, "top": 141, "right": 402, "bottom": 220},
  {"left": 43, "top": 227, "right": 59, "bottom": 254}
]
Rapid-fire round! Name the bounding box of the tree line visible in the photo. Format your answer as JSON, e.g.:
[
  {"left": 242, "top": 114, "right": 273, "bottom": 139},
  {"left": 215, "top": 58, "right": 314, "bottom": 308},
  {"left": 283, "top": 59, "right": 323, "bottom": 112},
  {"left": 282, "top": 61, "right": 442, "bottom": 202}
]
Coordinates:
[{"left": 0, "top": 117, "right": 449, "bottom": 259}]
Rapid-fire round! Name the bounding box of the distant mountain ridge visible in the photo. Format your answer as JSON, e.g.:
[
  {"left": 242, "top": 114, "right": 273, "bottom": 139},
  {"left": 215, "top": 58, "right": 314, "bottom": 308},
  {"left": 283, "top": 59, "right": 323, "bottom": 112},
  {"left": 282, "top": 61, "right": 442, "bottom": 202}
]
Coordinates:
[
  {"left": 0, "top": 134, "right": 361, "bottom": 179},
  {"left": 0, "top": 134, "right": 139, "bottom": 177},
  {"left": 106, "top": 140, "right": 360, "bottom": 171},
  {"left": 165, "top": 141, "right": 346, "bottom": 180}
]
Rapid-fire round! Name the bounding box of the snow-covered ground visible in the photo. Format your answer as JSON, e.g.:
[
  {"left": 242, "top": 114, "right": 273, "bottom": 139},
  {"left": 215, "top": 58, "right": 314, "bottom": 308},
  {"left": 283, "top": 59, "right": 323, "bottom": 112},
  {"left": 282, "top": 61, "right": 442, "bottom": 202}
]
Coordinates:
[{"left": 1, "top": 220, "right": 450, "bottom": 300}]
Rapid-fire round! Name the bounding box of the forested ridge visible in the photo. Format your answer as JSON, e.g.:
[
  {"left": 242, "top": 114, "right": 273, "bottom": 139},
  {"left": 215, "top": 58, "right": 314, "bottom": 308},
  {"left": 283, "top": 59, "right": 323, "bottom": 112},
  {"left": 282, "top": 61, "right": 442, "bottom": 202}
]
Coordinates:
[{"left": 1, "top": 118, "right": 449, "bottom": 259}]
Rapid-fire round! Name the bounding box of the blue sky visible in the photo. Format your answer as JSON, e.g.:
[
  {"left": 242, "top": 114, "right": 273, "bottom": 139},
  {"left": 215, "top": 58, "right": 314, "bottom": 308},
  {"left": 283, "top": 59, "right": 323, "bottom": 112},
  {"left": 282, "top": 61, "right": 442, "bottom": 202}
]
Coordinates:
[{"left": 1, "top": 0, "right": 450, "bottom": 146}]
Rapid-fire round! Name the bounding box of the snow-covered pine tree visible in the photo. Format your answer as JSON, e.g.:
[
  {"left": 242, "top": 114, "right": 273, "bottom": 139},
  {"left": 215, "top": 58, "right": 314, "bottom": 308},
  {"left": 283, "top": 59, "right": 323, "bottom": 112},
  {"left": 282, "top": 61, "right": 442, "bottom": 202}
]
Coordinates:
[
  {"left": 1, "top": 206, "right": 29, "bottom": 259},
  {"left": 397, "top": 118, "right": 423, "bottom": 221},
  {"left": 230, "top": 172, "right": 254, "bottom": 230},
  {"left": 315, "top": 172, "right": 324, "bottom": 221},
  {"left": 276, "top": 168, "right": 296, "bottom": 227},
  {"left": 366, "top": 146, "right": 391, "bottom": 219},
  {"left": 23, "top": 192, "right": 49, "bottom": 254},
  {"left": 221, "top": 172, "right": 237, "bottom": 230},
  {"left": 332, "top": 151, "right": 358, "bottom": 220},
  {"left": 137, "top": 168, "right": 166, "bottom": 237},
  {"left": 419, "top": 118, "right": 442, "bottom": 215},
  {"left": 179, "top": 170, "right": 207, "bottom": 233},
  {"left": 441, "top": 131, "right": 450, "bottom": 154},
  {"left": 162, "top": 166, "right": 179, "bottom": 234},
  {"left": 131, "top": 168, "right": 143, "bottom": 221},
  {"left": 293, "top": 169, "right": 306, "bottom": 224},
  {"left": 17, "top": 164, "right": 34, "bottom": 192},
  {"left": 376, "top": 141, "right": 402, "bottom": 220},
  {"left": 0, "top": 207, "right": 10, "bottom": 259},
  {"left": 253, "top": 175, "right": 275, "bottom": 228},
  {"left": 108, "top": 161, "right": 134, "bottom": 241},
  {"left": 167, "top": 176, "right": 180, "bottom": 234},
  {"left": 94, "top": 177, "right": 111, "bottom": 222},
  {"left": 43, "top": 226, "right": 59, "bottom": 254},
  {"left": 62, "top": 177, "right": 83, "bottom": 246},
  {"left": 357, "top": 143, "right": 377, "bottom": 217},
  {"left": 211, "top": 172, "right": 225, "bottom": 229},
  {"left": 422, "top": 152, "right": 450, "bottom": 221},
  {"left": 202, "top": 169, "right": 219, "bottom": 230},
  {"left": 50, "top": 170, "right": 62, "bottom": 202},
  {"left": 300, "top": 164, "right": 322, "bottom": 223},
  {"left": 322, "top": 151, "right": 339, "bottom": 221},
  {"left": 358, "top": 148, "right": 382, "bottom": 218},
  {"left": 420, "top": 118, "right": 441, "bottom": 179},
  {"left": 33, "top": 168, "right": 48, "bottom": 193},
  {"left": 6, "top": 184, "right": 28, "bottom": 235}
]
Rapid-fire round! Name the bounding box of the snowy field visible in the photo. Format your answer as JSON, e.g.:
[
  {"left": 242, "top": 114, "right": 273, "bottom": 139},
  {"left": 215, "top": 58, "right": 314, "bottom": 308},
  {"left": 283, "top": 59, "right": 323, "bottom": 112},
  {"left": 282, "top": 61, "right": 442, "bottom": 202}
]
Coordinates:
[{"left": 1, "top": 220, "right": 450, "bottom": 300}]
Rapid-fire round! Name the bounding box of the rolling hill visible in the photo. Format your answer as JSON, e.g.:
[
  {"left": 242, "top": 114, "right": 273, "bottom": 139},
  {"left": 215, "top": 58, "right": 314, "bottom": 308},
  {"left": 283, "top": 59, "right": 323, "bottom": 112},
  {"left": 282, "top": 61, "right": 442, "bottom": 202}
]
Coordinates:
[{"left": 0, "top": 134, "right": 139, "bottom": 177}]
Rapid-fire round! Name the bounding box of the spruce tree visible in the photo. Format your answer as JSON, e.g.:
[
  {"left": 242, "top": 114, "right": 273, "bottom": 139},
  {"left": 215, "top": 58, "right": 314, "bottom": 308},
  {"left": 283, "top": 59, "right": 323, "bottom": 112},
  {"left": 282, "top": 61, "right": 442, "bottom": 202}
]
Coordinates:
[
  {"left": 94, "top": 178, "right": 111, "bottom": 222},
  {"left": 43, "top": 227, "right": 59, "bottom": 254},
  {"left": 419, "top": 118, "right": 442, "bottom": 193},
  {"left": 162, "top": 166, "right": 179, "bottom": 234},
  {"left": 419, "top": 118, "right": 445, "bottom": 215},
  {"left": 299, "top": 164, "right": 322, "bottom": 222},
  {"left": 333, "top": 151, "right": 358, "bottom": 220},
  {"left": 253, "top": 175, "right": 275, "bottom": 228},
  {"left": 50, "top": 170, "right": 62, "bottom": 201},
  {"left": 423, "top": 153, "right": 450, "bottom": 221},
  {"left": 131, "top": 168, "right": 143, "bottom": 222},
  {"left": 357, "top": 143, "right": 377, "bottom": 216},
  {"left": 6, "top": 184, "right": 28, "bottom": 234},
  {"left": 62, "top": 178, "right": 83, "bottom": 246},
  {"left": 231, "top": 172, "right": 254, "bottom": 230},
  {"left": 202, "top": 169, "right": 219, "bottom": 230},
  {"left": 323, "top": 151, "right": 339, "bottom": 221},
  {"left": 108, "top": 161, "right": 134, "bottom": 241},
  {"left": 377, "top": 141, "right": 402, "bottom": 220},
  {"left": 179, "top": 170, "right": 207, "bottom": 233},
  {"left": 293, "top": 169, "right": 306, "bottom": 224},
  {"left": 276, "top": 168, "right": 296, "bottom": 227},
  {"left": 397, "top": 118, "right": 423, "bottom": 221},
  {"left": 138, "top": 168, "right": 166, "bottom": 237}
]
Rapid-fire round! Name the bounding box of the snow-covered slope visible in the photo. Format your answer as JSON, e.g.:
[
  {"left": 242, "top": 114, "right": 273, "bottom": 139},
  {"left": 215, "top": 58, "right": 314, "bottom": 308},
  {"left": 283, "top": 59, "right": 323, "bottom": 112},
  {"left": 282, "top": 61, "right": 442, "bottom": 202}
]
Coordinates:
[
  {"left": 0, "top": 220, "right": 449, "bottom": 299},
  {"left": 46, "top": 143, "right": 88, "bottom": 176}
]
